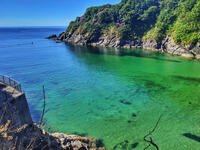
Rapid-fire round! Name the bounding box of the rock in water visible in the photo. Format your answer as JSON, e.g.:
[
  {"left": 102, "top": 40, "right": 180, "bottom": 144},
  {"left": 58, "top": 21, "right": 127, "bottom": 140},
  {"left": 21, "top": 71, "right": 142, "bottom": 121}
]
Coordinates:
[{"left": 46, "top": 34, "right": 57, "bottom": 39}]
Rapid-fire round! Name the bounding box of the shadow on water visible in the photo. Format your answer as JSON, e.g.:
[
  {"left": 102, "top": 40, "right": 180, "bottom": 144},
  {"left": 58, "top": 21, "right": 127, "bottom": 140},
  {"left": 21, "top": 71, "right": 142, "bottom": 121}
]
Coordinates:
[
  {"left": 26, "top": 90, "right": 43, "bottom": 123},
  {"left": 113, "top": 140, "right": 129, "bottom": 150},
  {"left": 71, "top": 132, "right": 88, "bottom": 137},
  {"left": 29, "top": 103, "right": 41, "bottom": 123},
  {"left": 132, "top": 113, "right": 137, "bottom": 117},
  {"left": 133, "top": 76, "right": 167, "bottom": 94},
  {"left": 183, "top": 133, "right": 200, "bottom": 142},
  {"left": 65, "top": 43, "right": 182, "bottom": 63},
  {"left": 131, "top": 142, "right": 139, "bottom": 149},
  {"left": 142, "top": 79, "right": 166, "bottom": 90},
  {"left": 96, "top": 139, "right": 105, "bottom": 147},
  {"left": 112, "top": 140, "right": 139, "bottom": 150},
  {"left": 173, "top": 76, "right": 200, "bottom": 83},
  {"left": 120, "top": 99, "right": 132, "bottom": 105},
  {"left": 58, "top": 88, "right": 73, "bottom": 97}
]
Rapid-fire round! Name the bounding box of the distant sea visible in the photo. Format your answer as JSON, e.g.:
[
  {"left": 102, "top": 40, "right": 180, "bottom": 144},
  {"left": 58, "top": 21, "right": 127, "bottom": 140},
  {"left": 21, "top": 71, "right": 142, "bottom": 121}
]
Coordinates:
[{"left": 1, "top": 27, "right": 200, "bottom": 150}]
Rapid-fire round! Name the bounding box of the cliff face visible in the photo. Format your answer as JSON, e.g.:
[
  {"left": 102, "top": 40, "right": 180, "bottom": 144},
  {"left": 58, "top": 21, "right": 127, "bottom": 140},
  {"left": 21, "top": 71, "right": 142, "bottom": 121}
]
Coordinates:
[
  {"left": 0, "top": 82, "right": 105, "bottom": 150},
  {"left": 57, "top": 32, "right": 200, "bottom": 59},
  {"left": 0, "top": 82, "right": 32, "bottom": 129},
  {"left": 55, "top": 0, "right": 200, "bottom": 59}
]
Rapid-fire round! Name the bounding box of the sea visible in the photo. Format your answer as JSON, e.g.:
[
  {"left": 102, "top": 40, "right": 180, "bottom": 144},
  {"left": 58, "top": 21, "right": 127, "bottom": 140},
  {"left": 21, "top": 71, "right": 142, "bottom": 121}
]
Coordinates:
[{"left": 0, "top": 27, "right": 200, "bottom": 150}]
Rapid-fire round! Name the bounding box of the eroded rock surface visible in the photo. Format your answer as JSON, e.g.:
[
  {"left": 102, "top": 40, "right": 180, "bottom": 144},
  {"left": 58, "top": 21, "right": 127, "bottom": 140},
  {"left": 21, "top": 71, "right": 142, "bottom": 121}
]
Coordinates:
[{"left": 0, "top": 123, "right": 105, "bottom": 150}]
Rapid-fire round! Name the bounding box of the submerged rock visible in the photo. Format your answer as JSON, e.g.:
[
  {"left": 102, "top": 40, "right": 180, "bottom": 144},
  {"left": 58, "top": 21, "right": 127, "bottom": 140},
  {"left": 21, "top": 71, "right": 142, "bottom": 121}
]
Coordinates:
[
  {"left": 132, "top": 113, "right": 137, "bottom": 117},
  {"left": 120, "top": 100, "right": 132, "bottom": 105},
  {"left": 131, "top": 142, "right": 139, "bottom": 149},
  {"left": 113, "top": 140, "right": 129, "bottom": 150}
]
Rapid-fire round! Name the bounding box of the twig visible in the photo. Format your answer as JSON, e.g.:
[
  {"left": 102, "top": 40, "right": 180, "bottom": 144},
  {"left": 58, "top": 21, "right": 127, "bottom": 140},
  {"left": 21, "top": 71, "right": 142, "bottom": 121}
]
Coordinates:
[
  {"left": 144, "top": 114, "right": 163, "bottom": 150},
  {"left": 27, "top": 85, "right": 47, "bottom": 149},
  {"left": 40, "top": 85, "right": 46, "bottom": 126}
]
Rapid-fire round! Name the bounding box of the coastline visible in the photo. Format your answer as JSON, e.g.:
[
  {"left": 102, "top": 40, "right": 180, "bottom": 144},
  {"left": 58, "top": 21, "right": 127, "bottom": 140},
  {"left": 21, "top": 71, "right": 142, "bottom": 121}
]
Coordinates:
[{"left": 48, "top": 33, "right": 200, "bottom": 60}]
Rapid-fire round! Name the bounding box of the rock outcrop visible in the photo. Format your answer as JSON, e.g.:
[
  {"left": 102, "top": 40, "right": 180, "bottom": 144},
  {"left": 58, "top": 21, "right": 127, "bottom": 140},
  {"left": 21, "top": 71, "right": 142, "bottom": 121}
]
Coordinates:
[
  {"left": 0, "top": 81, "right": 105, "bottom": 150},
  {"left": 0, "top": 82, "right": 32, "bottom": 129},
  {"left": 0, "top": 123, "right": 105, "bottom": 150}
]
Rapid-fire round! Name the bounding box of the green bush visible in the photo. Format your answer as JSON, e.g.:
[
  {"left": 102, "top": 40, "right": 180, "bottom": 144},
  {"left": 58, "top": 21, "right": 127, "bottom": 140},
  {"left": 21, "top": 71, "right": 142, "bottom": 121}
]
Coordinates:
[{"left": 172, "top": 0, "right": 200, "bottom": 44}]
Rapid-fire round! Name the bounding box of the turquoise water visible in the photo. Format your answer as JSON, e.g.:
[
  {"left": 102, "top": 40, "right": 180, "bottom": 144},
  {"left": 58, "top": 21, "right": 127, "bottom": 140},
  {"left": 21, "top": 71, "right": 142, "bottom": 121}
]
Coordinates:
[{"left": 1, "top": 27, "right": 200, "bottom": 149}]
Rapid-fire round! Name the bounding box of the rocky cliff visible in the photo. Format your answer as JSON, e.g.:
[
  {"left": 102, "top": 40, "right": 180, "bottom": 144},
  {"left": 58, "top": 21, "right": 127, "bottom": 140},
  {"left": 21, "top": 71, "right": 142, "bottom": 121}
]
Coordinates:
[
  {"left": 55, "top": 32, "right": 200, "bottom": 59},
  {"left": 0, "top": 82, "right": 32, "bottom": 129},
  {"left": 0, "top": 81, "right": 105, "bottom": 150}
]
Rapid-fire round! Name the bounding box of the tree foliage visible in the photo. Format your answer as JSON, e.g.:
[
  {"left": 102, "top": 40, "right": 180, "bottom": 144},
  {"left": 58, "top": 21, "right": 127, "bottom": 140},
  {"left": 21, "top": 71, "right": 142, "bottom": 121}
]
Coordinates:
[{"left": 66, "top": 0, "right": 200, "bottom": 44}]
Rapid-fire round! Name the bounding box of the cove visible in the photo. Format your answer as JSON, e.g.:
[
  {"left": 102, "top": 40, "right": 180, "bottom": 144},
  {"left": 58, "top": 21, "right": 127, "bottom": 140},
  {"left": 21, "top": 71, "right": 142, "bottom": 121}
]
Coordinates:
[{"left": 0, "top": 27, "right": 200, "bottom": 150}]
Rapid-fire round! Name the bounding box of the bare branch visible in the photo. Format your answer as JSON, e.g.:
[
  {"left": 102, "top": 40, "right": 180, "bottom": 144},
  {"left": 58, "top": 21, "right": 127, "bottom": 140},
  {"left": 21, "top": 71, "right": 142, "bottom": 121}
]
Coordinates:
[
  {"left": 144, "top": 114, "right": 163, "bottom": 150},
  {"left": 40, "top": 85, "right": 46, "bottom": 126}
]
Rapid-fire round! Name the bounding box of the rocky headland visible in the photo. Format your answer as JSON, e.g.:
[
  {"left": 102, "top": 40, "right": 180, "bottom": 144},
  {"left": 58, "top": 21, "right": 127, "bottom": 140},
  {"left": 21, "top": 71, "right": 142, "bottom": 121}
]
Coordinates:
[{"left": 48, "top": 0, "right": 200, "bottom": 59}]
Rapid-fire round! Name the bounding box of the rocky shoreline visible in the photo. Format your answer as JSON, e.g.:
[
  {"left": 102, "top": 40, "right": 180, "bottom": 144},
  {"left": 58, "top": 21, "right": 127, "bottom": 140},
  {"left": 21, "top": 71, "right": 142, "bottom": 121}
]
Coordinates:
[
  {"left": 48, "top": 32, "right": 200, "bottom": 60},
  {"left": 0, "top": 82, "right": 105, "bottom": 150},
  {"left": 0, "top": 123, "right": 105, "bottom": 150}
]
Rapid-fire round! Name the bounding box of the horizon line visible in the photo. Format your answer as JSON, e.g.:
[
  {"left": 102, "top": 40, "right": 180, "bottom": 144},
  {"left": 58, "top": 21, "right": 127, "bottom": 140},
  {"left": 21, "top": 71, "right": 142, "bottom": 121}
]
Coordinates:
[{"left": 0, "top": 25, "right": 67, "bottom": 28}]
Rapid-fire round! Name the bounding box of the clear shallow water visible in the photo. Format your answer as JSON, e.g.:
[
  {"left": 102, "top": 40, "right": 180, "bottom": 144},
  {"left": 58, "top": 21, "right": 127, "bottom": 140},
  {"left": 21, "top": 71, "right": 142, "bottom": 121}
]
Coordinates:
[{"left": 0, "top": 27, "right": 200, "bottom": 150}]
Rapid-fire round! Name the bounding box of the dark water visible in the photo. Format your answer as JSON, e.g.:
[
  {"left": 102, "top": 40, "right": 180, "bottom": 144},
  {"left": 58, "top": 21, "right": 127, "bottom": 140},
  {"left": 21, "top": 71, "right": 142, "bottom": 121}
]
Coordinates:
[{"left": 1, "top": 27, "right": 200, "bottom": 150}]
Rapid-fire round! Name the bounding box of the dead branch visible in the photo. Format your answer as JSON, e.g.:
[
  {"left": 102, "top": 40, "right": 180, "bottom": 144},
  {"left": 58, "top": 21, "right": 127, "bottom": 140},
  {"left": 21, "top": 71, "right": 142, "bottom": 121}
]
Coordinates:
[
  {"left": 40, "top": 85, "right": 46, "bottom": 126},
  {"left": 144, "top": 114, "right": 163, "bottom": 150},
  {"left": 27, "top": 85, "right": 48, "bottom": 149}
]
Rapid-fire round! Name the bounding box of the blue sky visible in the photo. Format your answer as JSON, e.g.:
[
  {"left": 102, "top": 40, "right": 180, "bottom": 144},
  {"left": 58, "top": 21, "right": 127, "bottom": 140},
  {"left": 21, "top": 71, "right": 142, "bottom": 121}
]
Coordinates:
[{"left": 0, "top": 0, "right": 121, "bottom": 27}]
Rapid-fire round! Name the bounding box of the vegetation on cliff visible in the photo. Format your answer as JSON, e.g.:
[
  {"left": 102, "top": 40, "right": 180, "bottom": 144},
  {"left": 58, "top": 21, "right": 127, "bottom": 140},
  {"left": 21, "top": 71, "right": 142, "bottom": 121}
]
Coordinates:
[{"left": 66, "top": 0, "right": 200, "bottom": 45}]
